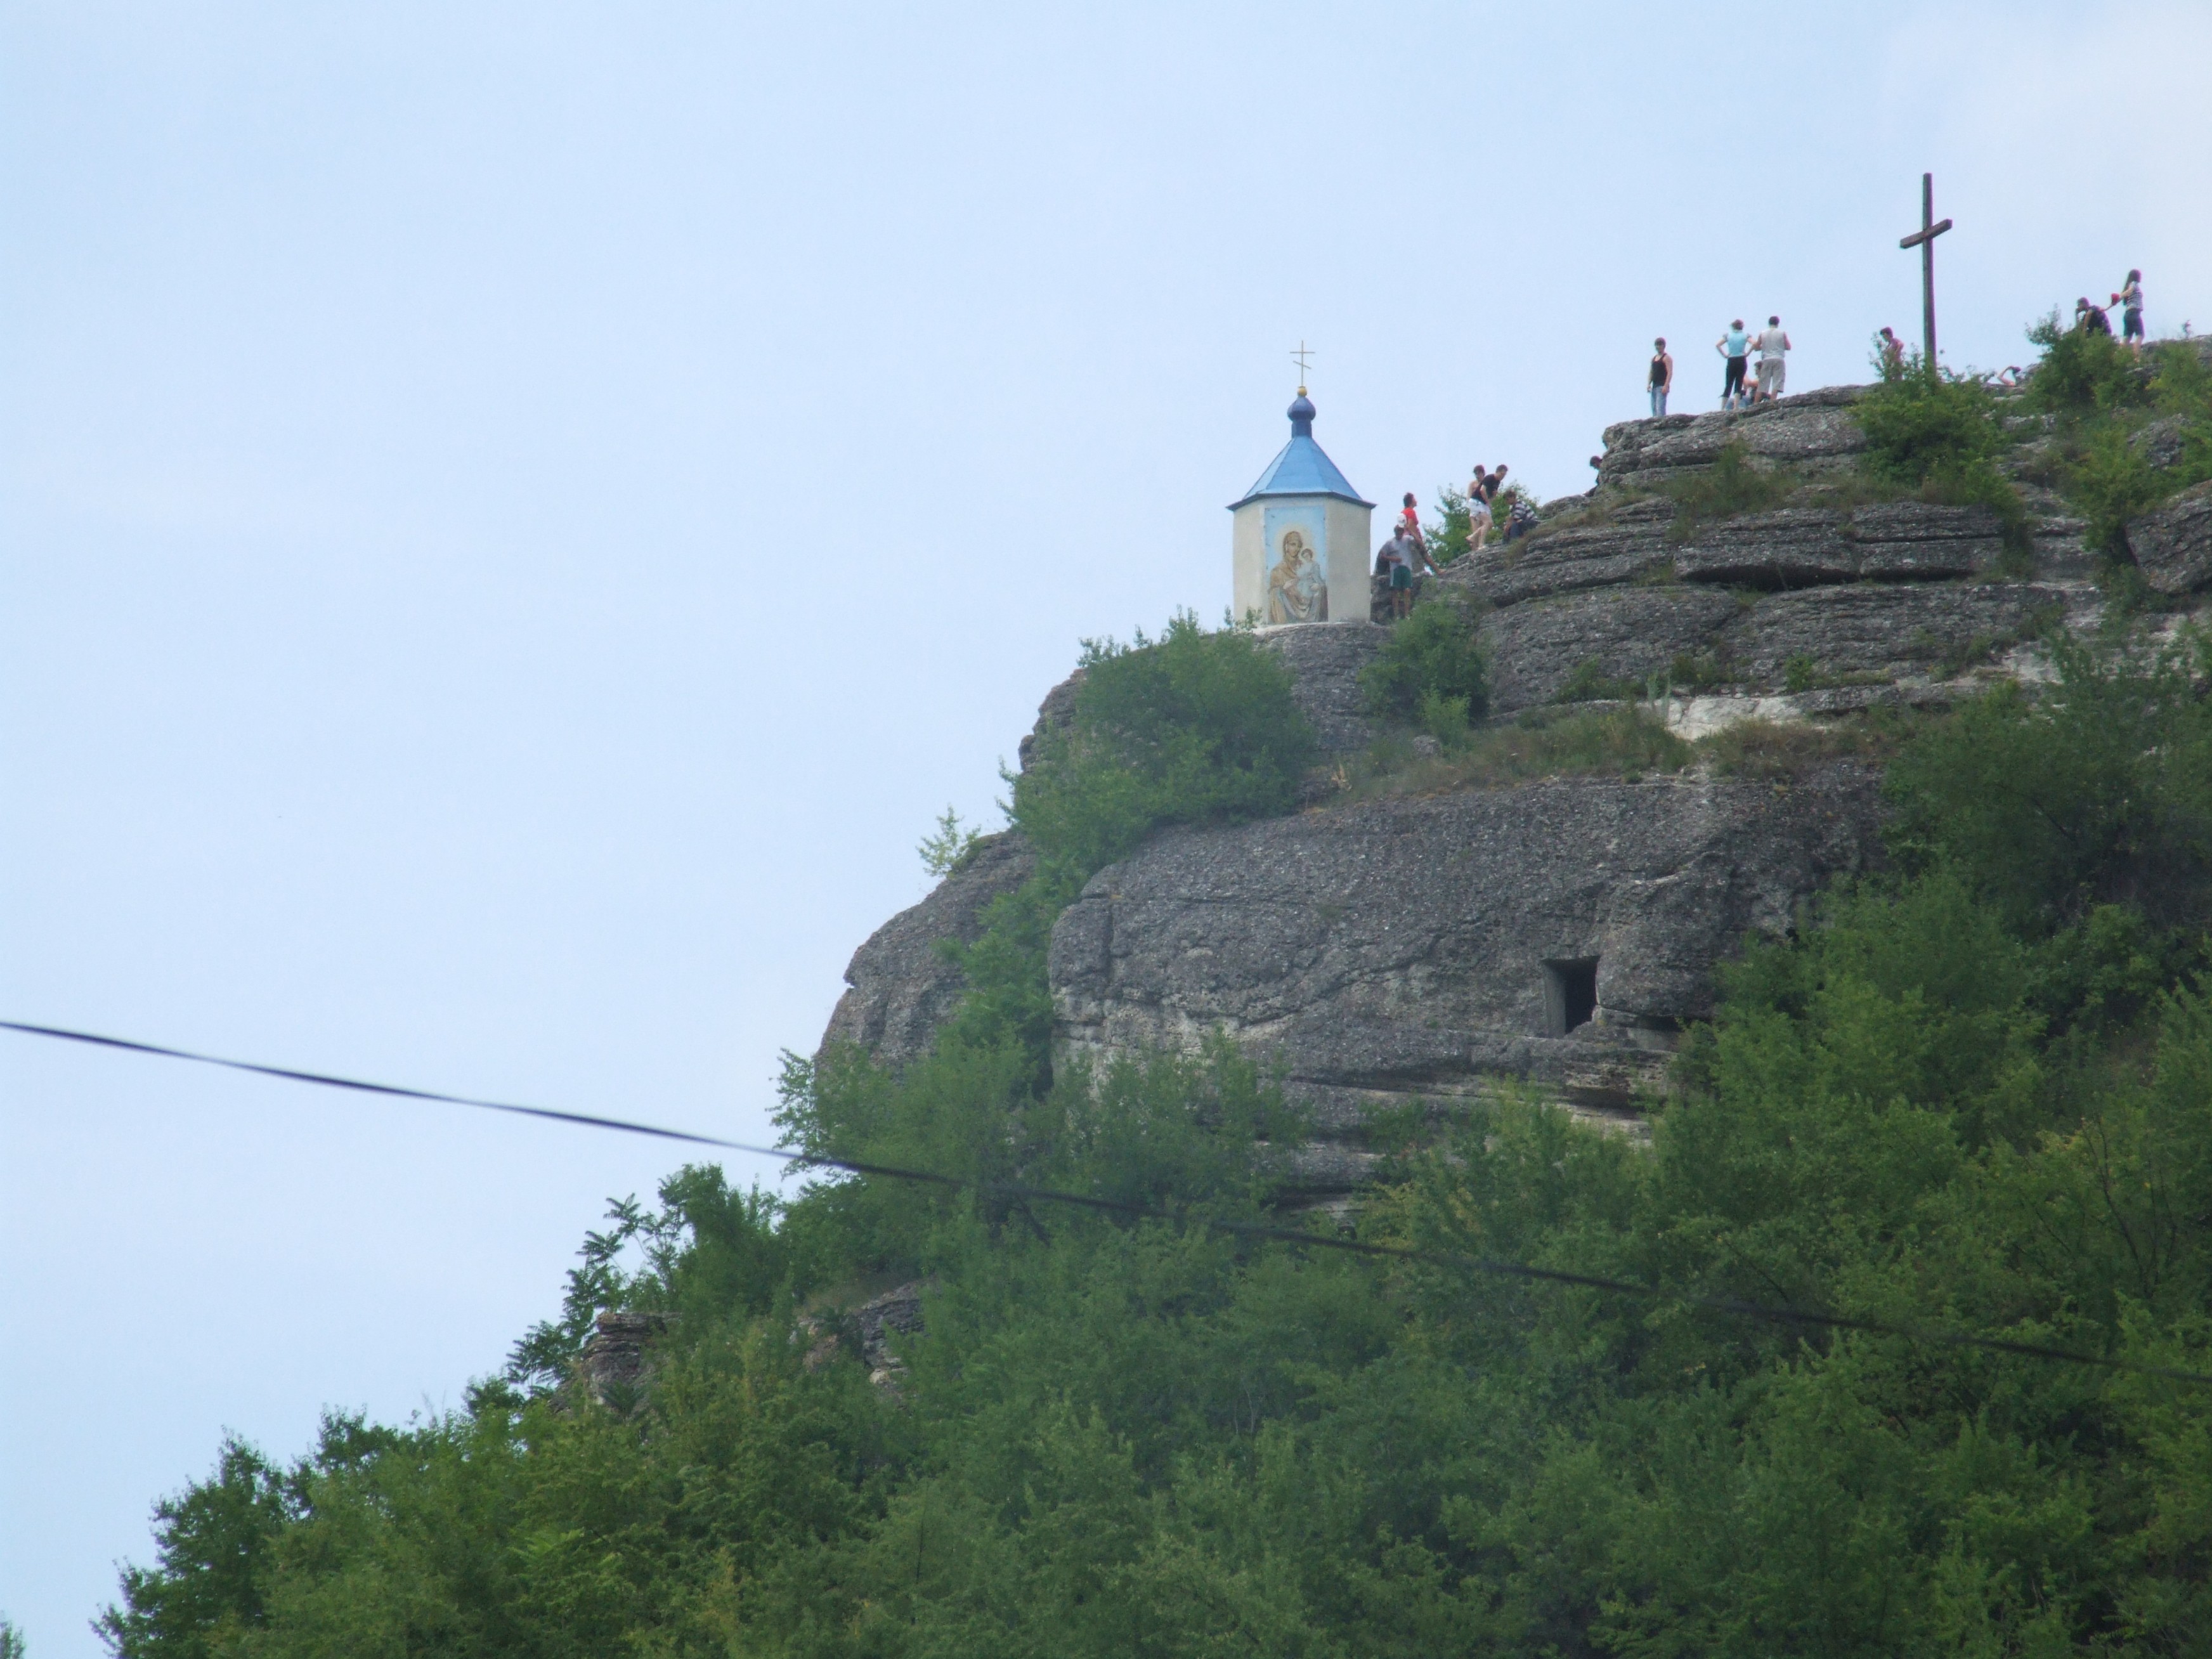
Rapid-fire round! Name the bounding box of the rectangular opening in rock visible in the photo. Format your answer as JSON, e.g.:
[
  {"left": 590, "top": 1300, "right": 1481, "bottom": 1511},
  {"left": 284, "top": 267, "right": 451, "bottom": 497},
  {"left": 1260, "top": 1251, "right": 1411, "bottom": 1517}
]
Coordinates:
[{"left": 1543, "top": 958, "right": 1599, "bottom": 1036}]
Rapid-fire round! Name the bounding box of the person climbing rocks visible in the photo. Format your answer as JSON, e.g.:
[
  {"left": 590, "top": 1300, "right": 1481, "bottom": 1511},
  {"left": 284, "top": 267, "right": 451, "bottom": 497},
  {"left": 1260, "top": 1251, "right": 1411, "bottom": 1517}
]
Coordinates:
[
  {"left": 2076, "top": 296, "right": 2113, "bottom": 337},
  {"left": 2115, "top": 270, "right": 2145, "bottom": 353},
  {"left": 1755, "top": 315, "right": 1791, "bottom": 402},
  {"left": 1468, "top": 463, "right": 1507, "bottom": 552},
  {"left": 1648, "top": 337, "right": 1674, "bottom": 416},
  {"left": 1878, "top": 326, "right": 1906, "bottom": 378},
  {"left": 1717, "top": 319, "right": 1751, "bottom": 409}
]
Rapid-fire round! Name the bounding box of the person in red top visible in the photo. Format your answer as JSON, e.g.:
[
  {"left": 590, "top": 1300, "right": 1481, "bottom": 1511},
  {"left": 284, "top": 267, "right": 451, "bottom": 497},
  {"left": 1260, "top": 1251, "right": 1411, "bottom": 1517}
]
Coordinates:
[{"left": 1400, "top": 491, "right": 1422, "bottom": 539}]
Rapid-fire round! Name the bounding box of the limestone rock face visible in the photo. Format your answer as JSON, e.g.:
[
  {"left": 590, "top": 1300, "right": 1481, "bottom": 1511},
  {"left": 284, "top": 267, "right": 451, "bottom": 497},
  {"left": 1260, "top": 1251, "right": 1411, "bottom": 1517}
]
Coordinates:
[
  {"left": 1050, "top": 767, "right": 1884, "bottom": 1168},
  {"left": 818, "top": 831, "right": 1034, "bottom": 1069},
  {"left": 1258, "top": 621, "right": 1386, "bottom": 753},
  {"left": 1596, "top": 387, "right": 1866, "bottom": 490},
  {"left": 2133, "top": 482, "right": 2212, "bottom": 595},
  {"left": 1724, "top": 582, "right": 2069, "bottom": 684},
  {"left": 1483, "top": 588, "right": 1742, "bottom": 712}
]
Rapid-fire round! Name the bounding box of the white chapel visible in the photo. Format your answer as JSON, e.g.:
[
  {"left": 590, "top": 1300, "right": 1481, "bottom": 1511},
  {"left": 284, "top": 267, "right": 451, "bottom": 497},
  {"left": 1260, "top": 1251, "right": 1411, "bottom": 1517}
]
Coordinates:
[{"left": 1228, "top": 386, "right": 1374, "bottom": 627}]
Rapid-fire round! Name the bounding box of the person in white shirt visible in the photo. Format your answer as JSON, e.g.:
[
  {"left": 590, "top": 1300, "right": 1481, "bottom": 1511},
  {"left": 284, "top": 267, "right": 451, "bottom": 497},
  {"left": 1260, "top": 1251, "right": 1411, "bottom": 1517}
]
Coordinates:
[{"left": 1754, "top": 315, "right": 1792, "bottom": 401}]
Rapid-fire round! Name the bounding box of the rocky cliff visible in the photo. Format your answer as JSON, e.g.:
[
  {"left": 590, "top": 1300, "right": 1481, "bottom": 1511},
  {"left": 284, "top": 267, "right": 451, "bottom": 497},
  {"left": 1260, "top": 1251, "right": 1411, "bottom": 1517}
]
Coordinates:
[{"left": 822, "top": 384, "right": 2202, "bottom": 1190}]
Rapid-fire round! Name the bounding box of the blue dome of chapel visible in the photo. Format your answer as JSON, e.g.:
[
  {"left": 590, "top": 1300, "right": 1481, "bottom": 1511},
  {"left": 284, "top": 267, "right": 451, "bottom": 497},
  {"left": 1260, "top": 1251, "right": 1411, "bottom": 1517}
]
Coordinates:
[{"left": 1229, "top": 391, "right": 1371, "bottom": 510}]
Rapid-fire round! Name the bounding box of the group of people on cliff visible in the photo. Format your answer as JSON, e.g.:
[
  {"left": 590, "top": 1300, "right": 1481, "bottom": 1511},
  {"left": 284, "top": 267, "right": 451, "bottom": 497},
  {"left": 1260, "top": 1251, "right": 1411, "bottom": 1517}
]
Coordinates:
[
  {"left": 1373, "top": 464, "right": 1535, "bottom": 617},
  {"left": 1644, "top": 316, "right": 1791, "bottom": 418},
  {"left": 1645, "top": 265, "right": 2149, "bottom": 420}
]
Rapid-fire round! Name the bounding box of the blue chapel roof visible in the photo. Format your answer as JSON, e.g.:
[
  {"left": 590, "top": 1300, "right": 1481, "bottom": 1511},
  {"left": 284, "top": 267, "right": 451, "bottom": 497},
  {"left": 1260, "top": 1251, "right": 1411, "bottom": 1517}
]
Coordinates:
[{"left": 1228, "top": 392, "right": 1373, "bottom": 511}]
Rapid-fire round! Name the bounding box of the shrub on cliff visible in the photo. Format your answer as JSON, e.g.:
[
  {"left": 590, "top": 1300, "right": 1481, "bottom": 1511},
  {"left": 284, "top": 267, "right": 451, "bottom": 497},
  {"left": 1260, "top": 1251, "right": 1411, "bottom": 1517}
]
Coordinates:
[
  {"left": 1360, "top": 590, "right": 1489, "bottom": 728},
  {"left": 927, "top": 613, "right": 1317, "bottom": 1070},
  {"left": 2020, "top": 318, "right": 2212, "bottom": 557},
  {"left": 2024, "top": 307, "right": 2149, "bottom": 417},
  {"left": 1852, "top": 368, "right": 2003, "bottom": 489},
  {"left": 1012, "top": 611, "right": 1315, "bottom": 878},
  {"left": 1886, "top": 634, "right": 2212, "bottom": 939}
]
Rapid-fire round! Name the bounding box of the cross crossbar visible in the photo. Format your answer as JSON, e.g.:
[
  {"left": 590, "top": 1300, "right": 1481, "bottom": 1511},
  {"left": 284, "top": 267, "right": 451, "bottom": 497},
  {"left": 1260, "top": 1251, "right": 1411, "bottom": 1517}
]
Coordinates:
[{"left": 1900, "top": 217, "right": 1953, "bottom": 250}]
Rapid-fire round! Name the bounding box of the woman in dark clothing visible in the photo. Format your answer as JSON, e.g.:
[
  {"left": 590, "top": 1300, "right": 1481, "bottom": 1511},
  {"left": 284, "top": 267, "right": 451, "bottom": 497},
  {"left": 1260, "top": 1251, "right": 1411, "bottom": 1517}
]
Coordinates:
[{"left": 1648, "top": 337, "right": 1674, "bottom": 416}]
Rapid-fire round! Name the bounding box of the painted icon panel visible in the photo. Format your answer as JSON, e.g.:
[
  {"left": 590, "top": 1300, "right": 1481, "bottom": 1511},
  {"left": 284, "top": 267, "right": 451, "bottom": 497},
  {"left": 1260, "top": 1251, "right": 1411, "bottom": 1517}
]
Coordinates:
[{"left": 1261, "top": 503, "right": 1328, "bottom": 624}]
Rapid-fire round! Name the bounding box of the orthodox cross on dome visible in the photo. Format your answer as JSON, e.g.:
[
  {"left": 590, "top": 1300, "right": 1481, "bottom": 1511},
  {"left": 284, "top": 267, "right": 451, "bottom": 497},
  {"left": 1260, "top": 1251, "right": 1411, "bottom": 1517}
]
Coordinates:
[
  {"left": 1290, "top": 340, "right": 1314, "bottom": 394},
  {"left": 1897, "top": 172, "right": 1954, "bottom": 370}
]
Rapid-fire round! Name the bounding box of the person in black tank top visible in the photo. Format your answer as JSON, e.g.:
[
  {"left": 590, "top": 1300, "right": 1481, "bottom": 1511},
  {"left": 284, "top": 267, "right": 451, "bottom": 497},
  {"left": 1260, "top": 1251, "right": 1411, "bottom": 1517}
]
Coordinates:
[{"left": 1647, "top": 337, "right": 1673, "bottom": 417}]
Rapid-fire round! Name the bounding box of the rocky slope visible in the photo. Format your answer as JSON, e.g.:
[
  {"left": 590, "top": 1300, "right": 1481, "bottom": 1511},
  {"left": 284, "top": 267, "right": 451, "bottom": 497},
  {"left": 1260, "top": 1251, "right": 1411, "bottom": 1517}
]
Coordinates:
[{"left": 822, "top": 385, "right": 2206, "bottom": 1190}]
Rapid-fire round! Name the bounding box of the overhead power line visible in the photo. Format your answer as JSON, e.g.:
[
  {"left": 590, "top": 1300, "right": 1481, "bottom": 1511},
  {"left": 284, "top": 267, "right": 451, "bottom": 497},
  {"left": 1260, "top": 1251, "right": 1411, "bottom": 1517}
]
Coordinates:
[{"left": 6, "top": 1017, "right": 2209, "bottom": 1388}]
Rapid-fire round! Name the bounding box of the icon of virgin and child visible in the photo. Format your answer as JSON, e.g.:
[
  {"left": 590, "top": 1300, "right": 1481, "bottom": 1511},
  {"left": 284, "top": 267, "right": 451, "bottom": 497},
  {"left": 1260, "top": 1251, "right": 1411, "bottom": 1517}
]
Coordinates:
[{"left": 1265, "top": 529, "right": 1329, "bottom": 624}]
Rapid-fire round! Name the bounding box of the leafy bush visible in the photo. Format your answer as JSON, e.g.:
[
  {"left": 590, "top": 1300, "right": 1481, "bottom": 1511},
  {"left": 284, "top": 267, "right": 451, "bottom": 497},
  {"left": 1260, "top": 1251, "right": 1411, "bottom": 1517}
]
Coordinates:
[
  {"left": 2069, "top": 424, "right": 2166, "bottom": 555},
  {"left": 1886, "top": 635, "right": 2212, "bottom": 937},
  {"left": 1012, "top": 612, "right": 1315, "bottom": 879},
  {"left": 1360, "top": 592, "right": 1488, "bottom": 722},
  {"left": 2024, "top": 308, "right": 2149, "bottom": 417},
  {"left": 1552, "top": 656, "right": 1641, "bottom": 703},
  {"left": 1853, "top": 368, "right": 2003, "bottom": 486},
  {"left": 1422, "top": 485, "right": 1476, "bottom": 565},
  {"left": 916, "top": 806, "right": 984, "bottom": 878}
]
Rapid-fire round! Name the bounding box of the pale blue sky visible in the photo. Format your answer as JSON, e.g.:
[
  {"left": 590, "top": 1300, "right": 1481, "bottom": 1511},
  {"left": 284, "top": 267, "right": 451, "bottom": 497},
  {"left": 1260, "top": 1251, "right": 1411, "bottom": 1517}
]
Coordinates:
[{"left": 4, "top": 2, "right": 2208, "bottom": 1651}]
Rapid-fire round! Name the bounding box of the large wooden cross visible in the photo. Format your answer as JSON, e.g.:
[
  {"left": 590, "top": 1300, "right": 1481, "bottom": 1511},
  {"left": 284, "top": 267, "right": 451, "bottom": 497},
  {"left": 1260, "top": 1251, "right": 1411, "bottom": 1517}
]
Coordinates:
[{"left": 1898, "top": 172, "right": 1953, "bottom": 371}]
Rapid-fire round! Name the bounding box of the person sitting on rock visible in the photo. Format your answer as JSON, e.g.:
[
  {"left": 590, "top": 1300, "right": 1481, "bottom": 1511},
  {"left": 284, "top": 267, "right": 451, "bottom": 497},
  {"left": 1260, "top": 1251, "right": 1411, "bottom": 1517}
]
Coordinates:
[{"left": 1502, "top": 493, "right": 1539, "bottom": 545}]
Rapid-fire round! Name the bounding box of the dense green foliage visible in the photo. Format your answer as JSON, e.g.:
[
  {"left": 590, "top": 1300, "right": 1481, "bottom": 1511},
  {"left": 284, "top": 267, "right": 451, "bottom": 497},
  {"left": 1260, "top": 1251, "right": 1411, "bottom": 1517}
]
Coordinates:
[
  {"left": 105, "top": 644, "right": 2212, "bottom": 1656},
  {"left": 1850, "top": 367, "right": 2033, "bottom": 560},
  {"left": 1855, "top": 365, "right": 2005, "bottom": 488},
  {"left": 925, "top": 611, "right": 1317, "bottom": 1076},
  {"left": 1359, "top": 591, "right": 1490, "bottom": 732},
  {"left": 1422, "top": 485, "right": 1476, "bottom": 565},
  {"left": 2019, "top": 315, "right": 2212, "bottom": 559},
  {"left": 1011, "top": 612, "right": 1315, "bottom": 882}
]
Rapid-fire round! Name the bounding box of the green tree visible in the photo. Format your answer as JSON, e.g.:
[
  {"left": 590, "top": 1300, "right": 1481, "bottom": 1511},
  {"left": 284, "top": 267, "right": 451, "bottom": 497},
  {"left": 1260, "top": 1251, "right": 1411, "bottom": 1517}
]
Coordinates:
[{"left": 98, "top": 1440, "right": 292, "bottom": 1659}]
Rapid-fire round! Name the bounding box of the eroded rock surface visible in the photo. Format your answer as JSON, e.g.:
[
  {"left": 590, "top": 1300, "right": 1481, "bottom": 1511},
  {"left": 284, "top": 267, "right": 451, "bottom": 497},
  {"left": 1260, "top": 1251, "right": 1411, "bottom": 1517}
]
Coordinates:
[
  {"left": 1050, "top": 766, "right": 1883, "bottom": 1174},
  {"left": 819, "top": 831, "right": 1034, "bottom": 1069},
  {"left": 1596, "top": 386, "right": 1866, "bottom": 490},
  {"left": 2133, "top": 481, "right": 2212, "bottom": 595}
]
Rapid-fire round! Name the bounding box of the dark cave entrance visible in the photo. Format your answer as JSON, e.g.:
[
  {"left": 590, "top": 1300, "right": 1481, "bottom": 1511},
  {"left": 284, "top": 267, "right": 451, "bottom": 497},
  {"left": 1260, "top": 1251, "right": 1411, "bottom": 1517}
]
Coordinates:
[{"left": 1544, "top": 958, "right": 1599, "bottom": 1036}]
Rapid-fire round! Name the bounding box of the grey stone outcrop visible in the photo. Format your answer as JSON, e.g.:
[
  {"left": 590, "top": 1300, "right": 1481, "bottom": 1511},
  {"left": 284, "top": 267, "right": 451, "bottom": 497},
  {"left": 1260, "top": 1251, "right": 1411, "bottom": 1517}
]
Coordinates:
[
  {"left": 1443, "top": 499, "right": 2014, "bottom": 616},
  {"left": 1050, "top": 767, "right": 1883, "bottom": 1161},
  {"left": 575, "top": 1311, "right": 678, "bottom": 1408},
  {"left": 1596, "top": 386, "right": 1867, "bottom": 490},
  {"left": 1257, "top": 621, "right": 1386, "bottom": 753},
  {"left": 818, "top": 831, "right": 1034, "bottom": 1070},
  {"left": 2131, "top": 482, "right": 2212, "bottom": 595},
  {"left": 1482, "top": 588, "right": 1742, "bottom": 712}
]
